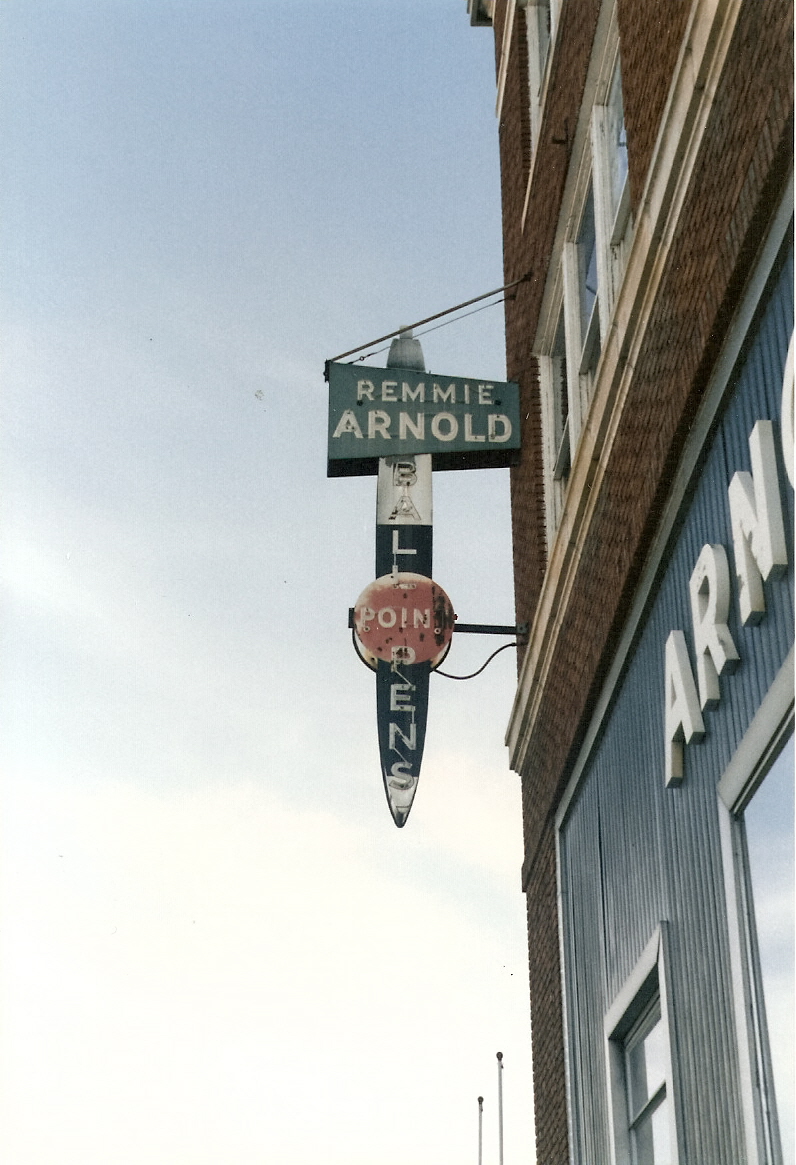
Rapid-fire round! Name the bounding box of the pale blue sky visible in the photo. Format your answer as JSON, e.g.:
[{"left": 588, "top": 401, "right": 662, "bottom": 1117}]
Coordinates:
[{"left": 0, "top": 4, "right": 534, "bottom": 1163}]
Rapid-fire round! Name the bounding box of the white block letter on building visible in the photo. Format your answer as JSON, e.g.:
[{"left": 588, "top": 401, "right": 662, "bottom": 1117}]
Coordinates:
[
  {"left": 728, "top": 420, "right": 788, "bottom": 625},
  {"left": 664, "top": 630, "right": 705, "bottom": 787},
  {"left": 688, "top": 544, "right": 740, "bottom": 710}
]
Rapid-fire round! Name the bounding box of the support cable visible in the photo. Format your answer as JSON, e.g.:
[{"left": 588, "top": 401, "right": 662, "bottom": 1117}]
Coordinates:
[
  {"left": 325, "top": 270, "right": 532, "bottom": 372},
  {"left": 357, "top": 296, "right": 509, "bottom": 364}
]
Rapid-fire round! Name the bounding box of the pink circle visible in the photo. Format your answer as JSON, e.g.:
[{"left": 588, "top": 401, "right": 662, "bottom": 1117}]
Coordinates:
[{"left": 354, "top": 573, "right": 456, "bottom": 664}]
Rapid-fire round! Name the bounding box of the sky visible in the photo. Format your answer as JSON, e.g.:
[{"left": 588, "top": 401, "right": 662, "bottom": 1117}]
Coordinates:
[{"left": 0, "top": 3, "right": 536, "bottom": 1164}]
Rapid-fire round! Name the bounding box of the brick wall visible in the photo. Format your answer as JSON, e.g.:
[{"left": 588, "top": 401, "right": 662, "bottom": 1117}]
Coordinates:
[
  {"left": 617, "top": 0, "right": 691, "bottom": 211},
  {"left": 525, "top": 819, "right": 569, "bottom": 1165}
]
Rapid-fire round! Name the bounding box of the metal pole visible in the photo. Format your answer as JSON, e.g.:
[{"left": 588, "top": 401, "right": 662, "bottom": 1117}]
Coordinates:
[
  {"left": 478, "top": 1096, "right": 484, "bottom": 1165},
  {"left": 496, "top": 1052, "right": 504, "bottom": 1165}
]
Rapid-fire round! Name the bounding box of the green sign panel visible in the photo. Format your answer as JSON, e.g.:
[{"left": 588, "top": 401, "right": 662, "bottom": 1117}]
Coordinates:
[{"left": 327, "top": 361, "right": 521, "bottom": 477}]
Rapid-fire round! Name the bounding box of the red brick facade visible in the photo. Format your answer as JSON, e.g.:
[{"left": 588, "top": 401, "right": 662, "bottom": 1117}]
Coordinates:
[
  {"left": 616, "top": 0, "right": 691, "bottom": 213},
  {"left": 525, "top": 819, "right": 568, "bottom": 1165},
  {"left": 489, "top": 2, "right": 794, "bottom": 1160}
]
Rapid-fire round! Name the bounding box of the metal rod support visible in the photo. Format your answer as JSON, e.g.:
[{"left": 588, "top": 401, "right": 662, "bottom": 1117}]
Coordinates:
[
  {"left": 348, "top": 609, "right": 527, "bottom": 637},
  {"left": 325, "top": 271, "right": 532, "bottom": 369},
  {"left": 454, "top": 622, "right": 528, "bottom": 636}
]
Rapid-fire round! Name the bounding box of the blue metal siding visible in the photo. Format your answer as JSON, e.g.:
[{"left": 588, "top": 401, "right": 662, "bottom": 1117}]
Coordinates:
[
  {"left": 560, "top": 243, "right": 794, "bottom": 1163},
  {"left": 561, "top": 776, "right": 610, "bottom": 1163}
]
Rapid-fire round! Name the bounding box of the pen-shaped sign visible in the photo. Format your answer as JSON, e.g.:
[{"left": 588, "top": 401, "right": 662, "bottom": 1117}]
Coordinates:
[
  {"left": 352, "top": 454, "right": 455, "bottom": 826},
  {"left": 332, "top": 329, "right": 515, "bottom": 826}
]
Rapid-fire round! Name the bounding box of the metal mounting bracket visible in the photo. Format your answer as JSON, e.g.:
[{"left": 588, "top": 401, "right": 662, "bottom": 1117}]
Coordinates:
[
  {"left": 348, "top": 609, "right": 527, "bottom": 637},
  {"left": 454, "top": 622, "right": 528, "bottom": 636}
]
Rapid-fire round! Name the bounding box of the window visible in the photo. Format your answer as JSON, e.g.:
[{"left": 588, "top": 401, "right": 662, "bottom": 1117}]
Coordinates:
[
  {"left": 624, "top": 997, "right": 673, "bottom": 1164},
  {"left": 607, "top": 65, "right": 630, "bottom": 239},
  {"left": 719, "top": 658, "right": 794, "bottom": 1165},
  {"left": 592, "top": 57, "right": 633, "bottom": 316},
  {"left": 538, "top": 299, "right": 570, "bottom": 551},
  {"left": 532, "top": 31, "right": 635, "bottom": 551},
  {"left": 523, "top": 1, "right": 552, "bottom": 155},
  {"left": 551, "top": 310, "right": 570, "bottom": 481},
  {"left": 743, "top": 736, "right": 795, "bottom": 1164},
  {"left": 520, "top": 0, "right": 562, "bottom": 220},
  {"left": 560, "top": 178, "right": 602, "bottom": 459},
  {"left": 577, "top": 185, "right": 601, "bottom": 376},
  {"left": 529, "top": 2, "right": 551, "bottom": 79},
  {"left": 495, "top": 0, "right": 517, "bottom": 120},
  {"left": 605, "top": 927, "right": 678, "bottom": 1165}
]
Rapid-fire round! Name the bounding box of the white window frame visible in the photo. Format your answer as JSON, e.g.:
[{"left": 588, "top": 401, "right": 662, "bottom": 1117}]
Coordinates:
[
  {"left": 575, "top": 180, "right": 602, "bottom": 373},
  {"left": 562, "top": 164, "right": 601, "bottom": 452},
  {"left": 520, "top": 0, "right": 562, "bottom": 226},
  {"left": 538, "top": 290, "right": 570, "bottom": 550},
  {"left": 520, "top": 0, "right": 559, "bottom": 156},
  {"left": 538, "top": 159, "right": 600, "bottom": 551},
  {"left": 604, "top": 924, "right": 681, "bottom": 1165},
  {"left": 718, "top": 649, "right": 794, "bottom": 1165},
  {"left": 524, "top": 2, "right": 549, "bottom": 155},
  {"left": 591, "top": 47, "right": 632, "bottom": 322},
  {"left": 495, "top": 0, "right": 518, "bottom": 121}
]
